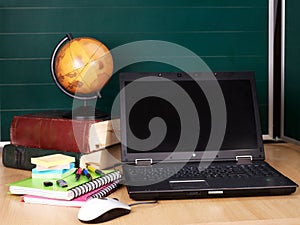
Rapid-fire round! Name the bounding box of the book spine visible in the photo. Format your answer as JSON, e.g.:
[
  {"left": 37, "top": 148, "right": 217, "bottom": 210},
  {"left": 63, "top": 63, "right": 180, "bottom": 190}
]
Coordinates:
[
  {"left": 70, "top": 171, "right": 122, "bottom": 199},
  {"left": 2, "top": 144, "right": 82, "bottom": 170},
  {"left": 10, "top": 115, "right": 94, "bottom": 153}
]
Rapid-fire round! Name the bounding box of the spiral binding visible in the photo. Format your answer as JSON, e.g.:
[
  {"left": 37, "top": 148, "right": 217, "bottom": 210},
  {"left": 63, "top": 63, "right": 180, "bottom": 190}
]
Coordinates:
[
  {"left": 88, "top": 180, "right": 120, "bottom": 199},
  {"left": 70, "top": 171, "right": 121, "bottom": 199}
]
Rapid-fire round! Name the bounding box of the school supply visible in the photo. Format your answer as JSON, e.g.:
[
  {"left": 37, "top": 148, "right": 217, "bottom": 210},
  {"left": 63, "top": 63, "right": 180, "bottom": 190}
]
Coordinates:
[
  {"left": 36, "top": 162, "right": 72, "bottom": 171},
  {"left": 31, "top": 154, "right": 75, "bottom": 168},
  {"left": 22, "top": 180, "right": 120, "bottom": 207},
  {"left": 8, "top": 170, "right": 121, "bottom": 200},
  {"left": 2, "top": 144, "right": 120, "bottom": 171},
  {"left": 2, "top": 144, "right": 81, "bottom": 170},
  {"left": 31, "top": 163, "right": 76, "bottom": 179}
]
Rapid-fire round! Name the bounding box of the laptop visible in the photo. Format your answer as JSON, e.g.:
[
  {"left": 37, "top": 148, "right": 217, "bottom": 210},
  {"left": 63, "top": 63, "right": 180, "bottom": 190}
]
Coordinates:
[{"left": 118, "top": 71, "right": 298, "bottom": 200}]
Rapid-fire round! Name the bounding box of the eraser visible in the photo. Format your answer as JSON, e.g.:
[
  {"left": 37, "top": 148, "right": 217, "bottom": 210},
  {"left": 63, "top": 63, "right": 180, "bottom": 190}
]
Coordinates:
[
  {"left": 56, "top": 179, "right": 68, "bottom": 188},
  {"left": 43, "top": 181, "right": 53, "bottom": 187}
]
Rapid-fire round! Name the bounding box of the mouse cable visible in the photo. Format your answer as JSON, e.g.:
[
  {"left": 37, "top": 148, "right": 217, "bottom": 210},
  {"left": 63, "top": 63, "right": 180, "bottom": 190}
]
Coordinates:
[{"left": 128, "top": 200, "right": 158, "bottom": 207}]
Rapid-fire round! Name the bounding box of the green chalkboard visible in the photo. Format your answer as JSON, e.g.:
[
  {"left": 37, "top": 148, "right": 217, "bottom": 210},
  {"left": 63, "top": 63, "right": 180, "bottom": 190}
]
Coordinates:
[
  {"left": 0, "top": 0, "right": 269, "bottom": 141},
  {"left": 283, "top": 0, "right": 300, "bottom": 141}
]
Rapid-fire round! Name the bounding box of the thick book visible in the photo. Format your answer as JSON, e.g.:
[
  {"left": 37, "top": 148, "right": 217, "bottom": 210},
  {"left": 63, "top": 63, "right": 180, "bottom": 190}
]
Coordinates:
[
  {"left": 2, "top": 144, "right": 82, "bottom": 170},
  {"left": 79, "top": 144, "right": 121, "bottom": 170},
  {"left": 22, "top": 180, "right": 120, "bottom": 207},
  {"left": 2, "top": 144, "right": 120, "bottom": 171},
  {"left": 8, "top": 170, "right": 122, "bottom": 200},
  {"left": 10, "top": 110, "right": 120, "bottom": 153}
]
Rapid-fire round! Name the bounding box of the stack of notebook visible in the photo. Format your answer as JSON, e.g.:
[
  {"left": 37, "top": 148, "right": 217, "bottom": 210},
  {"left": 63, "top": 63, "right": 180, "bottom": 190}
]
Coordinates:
[{"left": 8, "top": 154, "right": 122, "bottom": 207}]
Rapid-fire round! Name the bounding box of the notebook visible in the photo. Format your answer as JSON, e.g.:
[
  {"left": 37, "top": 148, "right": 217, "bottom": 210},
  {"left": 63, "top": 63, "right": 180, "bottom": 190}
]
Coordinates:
[
  {"left": 8, "top": 170, "right": 121, "bottom": 200},
  {"left": 22, "top": 180, "right": 120, "bottom": 207},
  {"left": 118, "top": 71, "right": 298, "bottom": 200}
]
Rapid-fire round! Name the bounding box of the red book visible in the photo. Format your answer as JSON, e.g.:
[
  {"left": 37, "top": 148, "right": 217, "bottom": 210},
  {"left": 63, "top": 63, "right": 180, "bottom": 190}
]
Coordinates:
[{"left": 10, "top": 111, "right": 120, "bottom": 153}]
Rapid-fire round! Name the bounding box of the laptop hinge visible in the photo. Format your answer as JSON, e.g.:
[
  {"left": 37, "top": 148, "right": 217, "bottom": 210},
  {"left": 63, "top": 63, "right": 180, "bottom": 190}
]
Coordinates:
[
  {"left": 135, "top": 158, "right": 153, "bottom": 166},
  {"left": 236, "top": 155, "right": 253, "bottom": 164}
]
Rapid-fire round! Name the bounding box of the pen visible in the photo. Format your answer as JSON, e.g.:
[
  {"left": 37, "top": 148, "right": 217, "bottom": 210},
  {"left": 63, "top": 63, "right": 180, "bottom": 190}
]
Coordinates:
[
  {"left": 87, "top": 165, "right": 105, "bottom": 176},
  {"left": 82, "top": 168, "right": 93, "bottom": 181},
  {"left": 75, "top": 168, "right": 82, "bottom": 181}
]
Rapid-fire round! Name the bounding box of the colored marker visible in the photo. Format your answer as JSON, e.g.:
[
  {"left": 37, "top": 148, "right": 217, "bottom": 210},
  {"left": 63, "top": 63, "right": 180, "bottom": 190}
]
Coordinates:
[
  {"left": 81, "top": 168, "right": 92, "bottom": 181},
  {"left": 87, "top": 165, "right": 105, "bottom": 176},
  {"left": 75, "top": 168, "right": 82, "bottom": 181}
]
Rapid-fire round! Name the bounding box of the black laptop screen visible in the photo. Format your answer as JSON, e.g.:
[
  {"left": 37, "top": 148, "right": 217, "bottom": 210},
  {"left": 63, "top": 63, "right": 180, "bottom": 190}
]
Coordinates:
[{"left": 123, "top": 76, "right": 260, "bottom": 154}]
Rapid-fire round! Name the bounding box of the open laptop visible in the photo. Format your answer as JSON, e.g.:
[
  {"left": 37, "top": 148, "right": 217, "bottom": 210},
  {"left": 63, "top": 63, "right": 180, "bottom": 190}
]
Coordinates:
[{"left": 118, "top": 71, "right": 298, "bottom": 200}]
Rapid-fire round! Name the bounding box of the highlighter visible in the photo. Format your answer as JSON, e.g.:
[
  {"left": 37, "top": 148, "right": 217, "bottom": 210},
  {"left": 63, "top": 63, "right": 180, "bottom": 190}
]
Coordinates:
[{"left": 87, "top": 165, "right": 105, "bottom": 176}]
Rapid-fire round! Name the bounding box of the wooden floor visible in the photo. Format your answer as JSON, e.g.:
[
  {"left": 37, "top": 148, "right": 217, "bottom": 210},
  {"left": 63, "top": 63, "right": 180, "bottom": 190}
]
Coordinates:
[{"left": 0, "top": 142, "right": 300, "bottom": 225}]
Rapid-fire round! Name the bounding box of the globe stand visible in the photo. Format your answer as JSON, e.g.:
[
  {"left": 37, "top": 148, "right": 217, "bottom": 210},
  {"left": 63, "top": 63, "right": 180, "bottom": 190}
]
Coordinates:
[
  {"left": 50, "top": 33, "right": 110, "bottom": 121},
  {"left": 64, "top": 99, "right": 109, "bottom": 120},
  {"left": 62, "top": 106, "right": 108, "bottom": 120}
]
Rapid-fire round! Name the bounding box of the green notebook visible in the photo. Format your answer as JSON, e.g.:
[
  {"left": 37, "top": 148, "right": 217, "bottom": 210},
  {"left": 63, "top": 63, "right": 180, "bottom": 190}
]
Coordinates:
[{"left": 8, "top": 170, "right": 121, "bottom": 200}]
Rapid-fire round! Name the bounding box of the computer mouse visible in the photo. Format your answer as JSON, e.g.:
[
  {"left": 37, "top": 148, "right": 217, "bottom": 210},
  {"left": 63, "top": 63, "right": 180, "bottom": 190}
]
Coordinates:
[{"left": 78, "top": 197, "right": 131, "bottom": 223}]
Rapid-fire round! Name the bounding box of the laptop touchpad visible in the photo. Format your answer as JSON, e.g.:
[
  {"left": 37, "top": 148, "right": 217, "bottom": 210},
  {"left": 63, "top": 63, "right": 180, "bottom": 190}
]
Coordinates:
[{"left": 169, "top": 180, "right": 209, "bottom": 189}]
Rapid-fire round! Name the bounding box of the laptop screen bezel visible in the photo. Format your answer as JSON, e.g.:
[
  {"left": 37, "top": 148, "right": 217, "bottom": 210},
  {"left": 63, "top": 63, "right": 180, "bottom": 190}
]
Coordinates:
[{"left": 119, "top": 72, "right": 265, "bottom": 164}]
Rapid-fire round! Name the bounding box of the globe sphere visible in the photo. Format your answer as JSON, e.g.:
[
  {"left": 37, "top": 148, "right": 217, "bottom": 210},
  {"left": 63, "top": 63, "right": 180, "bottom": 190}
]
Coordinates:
[{"left": 54, "top": 37, "right": 113, "bottom": 95}]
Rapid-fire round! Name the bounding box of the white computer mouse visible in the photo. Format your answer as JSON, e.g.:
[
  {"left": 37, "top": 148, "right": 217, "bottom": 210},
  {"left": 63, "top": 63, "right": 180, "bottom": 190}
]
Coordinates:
[{"left": 78, "top": 197, "right": 131, "bottom": 223}]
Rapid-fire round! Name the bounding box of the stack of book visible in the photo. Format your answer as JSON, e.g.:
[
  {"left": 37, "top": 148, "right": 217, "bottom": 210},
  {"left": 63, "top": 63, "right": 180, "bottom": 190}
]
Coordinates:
[
  {"left": 2, "top": 110, "right": 121, "bottom": 171},
  {"left": 8, "top": 154, "right": 122, "bottom": 207}
]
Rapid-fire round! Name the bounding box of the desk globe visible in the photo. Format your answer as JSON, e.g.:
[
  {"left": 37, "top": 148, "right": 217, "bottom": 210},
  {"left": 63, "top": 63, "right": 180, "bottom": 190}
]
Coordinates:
[{"left": 50, "top": 34, "right": 113, "bottom": 119}]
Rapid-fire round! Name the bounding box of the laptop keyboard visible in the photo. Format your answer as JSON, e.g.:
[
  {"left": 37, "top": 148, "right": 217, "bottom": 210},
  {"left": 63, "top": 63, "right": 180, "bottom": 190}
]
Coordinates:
[
  {"left": 174, "top": 164, "right": 279, "bottom": 179},
  {"left": 125, "top": 163, "right": 281, "bottom": 182}
]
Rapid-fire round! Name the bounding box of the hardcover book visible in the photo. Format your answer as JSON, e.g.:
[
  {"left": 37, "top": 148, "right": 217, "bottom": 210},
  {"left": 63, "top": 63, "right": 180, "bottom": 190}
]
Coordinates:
[
  {"left": 10, "top": 110, "right": 120, "bottom": 153},
  {"left": 2, "top": 144, "right": 82, "bottom": 170},
  {"left": 2, "top": 144, "right": 121, "bottom": 171}
]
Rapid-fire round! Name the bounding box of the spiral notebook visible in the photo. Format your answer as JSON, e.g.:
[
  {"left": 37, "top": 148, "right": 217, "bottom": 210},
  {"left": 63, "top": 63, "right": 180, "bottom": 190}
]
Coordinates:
[
  {"left": 22, "top": 180, "right": 120, "bottom": 207},
  {"left": 8, "top": 170, "right": 121, "bottom": 200}
]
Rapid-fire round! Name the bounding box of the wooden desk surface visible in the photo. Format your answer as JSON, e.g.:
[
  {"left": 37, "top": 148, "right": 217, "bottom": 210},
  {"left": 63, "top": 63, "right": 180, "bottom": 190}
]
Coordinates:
[{"left": 1, "top": 143, "right": 300, "bottom": 225}]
